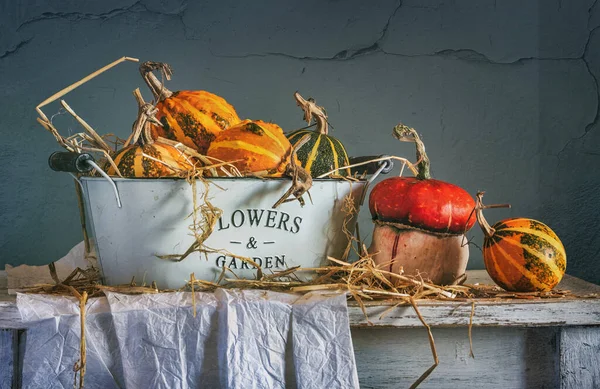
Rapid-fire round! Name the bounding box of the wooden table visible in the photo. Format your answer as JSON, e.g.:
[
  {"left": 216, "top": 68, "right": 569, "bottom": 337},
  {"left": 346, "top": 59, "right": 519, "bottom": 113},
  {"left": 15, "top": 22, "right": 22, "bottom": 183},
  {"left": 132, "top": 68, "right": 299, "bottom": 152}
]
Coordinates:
[{"left": 1, "top": 270, "right": 599, "bottom": 389}]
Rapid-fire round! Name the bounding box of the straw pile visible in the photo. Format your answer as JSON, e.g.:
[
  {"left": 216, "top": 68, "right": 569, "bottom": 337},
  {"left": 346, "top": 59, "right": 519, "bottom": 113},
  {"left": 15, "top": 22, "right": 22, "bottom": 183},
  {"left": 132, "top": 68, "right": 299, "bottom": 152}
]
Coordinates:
[{"left": 21, "top": 251, "right": 591, "bottom": 389}]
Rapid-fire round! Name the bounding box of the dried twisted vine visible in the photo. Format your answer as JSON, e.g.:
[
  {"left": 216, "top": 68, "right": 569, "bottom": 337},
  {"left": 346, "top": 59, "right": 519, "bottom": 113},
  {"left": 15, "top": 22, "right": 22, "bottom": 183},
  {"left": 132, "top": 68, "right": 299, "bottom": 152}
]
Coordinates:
[
  {"left": 293, "top": 92, "right": 330, "bottom": 134},
  {"left": 139, "top": 61, "right": 174, "bottom": 102},
  {"left": 272, "top": 134, "right": 313, "bottom": 208},
  {"left": 123, "top": 88, "right": 163, "bottom": 147}
]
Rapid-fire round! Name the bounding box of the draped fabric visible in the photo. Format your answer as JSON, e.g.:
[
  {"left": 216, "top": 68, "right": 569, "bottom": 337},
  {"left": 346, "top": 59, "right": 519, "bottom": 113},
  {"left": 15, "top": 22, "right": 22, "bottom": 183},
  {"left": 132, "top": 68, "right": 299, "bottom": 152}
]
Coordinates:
[{"left": 17, "top": 290, "right": 359, "bottom": 389}]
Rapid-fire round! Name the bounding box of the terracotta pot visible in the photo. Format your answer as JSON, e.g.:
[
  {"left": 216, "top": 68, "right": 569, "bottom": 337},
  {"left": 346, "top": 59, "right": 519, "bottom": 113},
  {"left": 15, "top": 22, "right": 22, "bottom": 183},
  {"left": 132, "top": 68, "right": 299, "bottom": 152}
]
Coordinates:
[{"left": 368, "top": 224, "right": 469, "bottom": 285}]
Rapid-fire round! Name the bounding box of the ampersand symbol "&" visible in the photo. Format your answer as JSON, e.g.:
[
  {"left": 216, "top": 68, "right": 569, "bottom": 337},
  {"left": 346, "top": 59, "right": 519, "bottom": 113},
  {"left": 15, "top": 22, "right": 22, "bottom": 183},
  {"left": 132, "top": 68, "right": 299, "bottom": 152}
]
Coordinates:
[{"left": 246, "top": 237, "right": 258, "bottom": 249}]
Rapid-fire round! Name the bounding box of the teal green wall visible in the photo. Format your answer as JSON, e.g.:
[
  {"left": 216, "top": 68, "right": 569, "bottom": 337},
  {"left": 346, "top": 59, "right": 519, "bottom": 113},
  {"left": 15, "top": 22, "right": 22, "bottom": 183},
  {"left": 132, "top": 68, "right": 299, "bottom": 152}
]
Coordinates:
[{"left": 1, "top": 0, "right": 599, "bottom": 284}]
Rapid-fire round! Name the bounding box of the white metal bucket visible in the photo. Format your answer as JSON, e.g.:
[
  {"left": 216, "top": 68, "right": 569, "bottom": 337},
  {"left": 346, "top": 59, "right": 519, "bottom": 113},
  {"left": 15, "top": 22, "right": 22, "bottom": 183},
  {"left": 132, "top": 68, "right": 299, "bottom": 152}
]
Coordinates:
[{"left": 80, "top": 177, "right": 367, "bottom": 288}]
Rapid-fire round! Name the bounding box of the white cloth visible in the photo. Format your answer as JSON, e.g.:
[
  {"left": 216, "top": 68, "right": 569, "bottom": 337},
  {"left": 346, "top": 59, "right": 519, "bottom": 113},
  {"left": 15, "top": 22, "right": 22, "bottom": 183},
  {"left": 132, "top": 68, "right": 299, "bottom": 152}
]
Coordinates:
[{"left": 17, "top": 290, "right": 359, "bottom": 389}]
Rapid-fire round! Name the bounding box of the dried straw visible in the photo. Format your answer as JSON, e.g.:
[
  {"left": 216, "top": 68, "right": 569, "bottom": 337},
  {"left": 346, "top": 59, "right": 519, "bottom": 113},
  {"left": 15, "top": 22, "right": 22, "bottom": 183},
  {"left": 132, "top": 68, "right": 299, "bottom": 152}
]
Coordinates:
[
  {"left": 72, "top": 290, "right": 88, "bottom": 389},
  {"left": 469, "top": 300, "right": 475, "bottom": 358},
  {"left": 409, "top": 296, "right": 438, "bottom": 389}
]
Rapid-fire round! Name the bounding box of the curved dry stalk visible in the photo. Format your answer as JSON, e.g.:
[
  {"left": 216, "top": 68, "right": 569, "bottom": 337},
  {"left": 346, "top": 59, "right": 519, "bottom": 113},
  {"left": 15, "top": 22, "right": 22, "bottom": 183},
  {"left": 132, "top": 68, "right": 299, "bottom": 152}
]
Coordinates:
[
  {"left": 199, "top": 154, "right": 244, "bottom": 176},
  {"left": 156, "top": 179, "right": 267, "bottom": 279},
  {"left": 60, "top": 100, "right": 111, "bottom": 152},
  {"left": 156, "top": 137, "right": 244, "bottom": 177},
  {"left": 190, "top": 273, "right": 197, "bottom": 317},
  {"left": 36, "top": 56, "right": 139, "bottom": 122},
  {"left": 158, "top": 137, "right": 218, "bottom": 176},
  {"left": 36, "top": 57, "right": 139, "bottom": 168},
  {"left": 272, "top": 134, "right": 313, "bottom": 208},
  {"left": 409, "top": 296, "right": 439, "bottom": 389},
  {"left": 141, "top": 153, "right": 187, "bottom": 174},
  {"left": 316, "top": 155, "right": 419, "bottom": 179},
  {"left": 73, "top": 290, "right": 89, "bottom": 389},
  {"left": 139, "top": 61, "right": 174, "bottom": 102},
  {"left": 326, "top": 256, "right": 456, "bottom": 298},
  {"left": 36, "top": 117, "right": 77, "bottom": 152},
  {"left": 294, "top": 92, "right": 329, "bottom": 134},
  {"left": 469, "top": 300, "right": 475, "bottom": 358}
]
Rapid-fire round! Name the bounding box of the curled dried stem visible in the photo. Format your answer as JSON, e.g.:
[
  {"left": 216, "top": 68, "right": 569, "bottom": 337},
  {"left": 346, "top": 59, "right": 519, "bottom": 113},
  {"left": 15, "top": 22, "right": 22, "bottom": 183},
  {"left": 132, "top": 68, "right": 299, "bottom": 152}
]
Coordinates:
[
  {"left": 272, "top": 134, "right": 313, "bottom": 208},
  {"left": 139, "top": 61, "right": 174, "bottom": 101}
]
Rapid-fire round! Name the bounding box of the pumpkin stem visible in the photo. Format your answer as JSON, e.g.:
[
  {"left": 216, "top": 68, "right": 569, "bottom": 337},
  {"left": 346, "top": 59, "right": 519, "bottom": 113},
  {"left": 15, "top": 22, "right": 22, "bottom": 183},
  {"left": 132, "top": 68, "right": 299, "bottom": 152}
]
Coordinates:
[
  {"left": 294, "top": 92, "right": 329, "bottom": 135},
  {"left": 131, "top": 88, "right": 161, "bottom": 145},
  {"left": 139, "top": 61, "right": 174, "bottom": 102},
  {"left": 393, "top": 123, "right": 431, "bottom": 180},
  {"left": 475, "top": 191, "right": 497, "bottom": 238}
]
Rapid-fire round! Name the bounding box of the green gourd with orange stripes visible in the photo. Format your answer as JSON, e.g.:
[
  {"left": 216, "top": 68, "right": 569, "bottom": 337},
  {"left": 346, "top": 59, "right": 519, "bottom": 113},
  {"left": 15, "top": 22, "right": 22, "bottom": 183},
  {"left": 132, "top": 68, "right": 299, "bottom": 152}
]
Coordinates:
[
  {"left": 287, "top": 93, "right": 350, "bottom": 178},
  {"left": 476, "top": 193, "right": 567, "bottom": 292}
]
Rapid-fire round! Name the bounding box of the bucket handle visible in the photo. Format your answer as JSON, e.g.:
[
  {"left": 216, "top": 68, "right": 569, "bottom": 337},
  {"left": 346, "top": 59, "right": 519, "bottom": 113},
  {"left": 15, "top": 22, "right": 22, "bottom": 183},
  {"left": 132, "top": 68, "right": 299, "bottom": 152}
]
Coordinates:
[
  {"left": 48, "top": 152, "right": 122, "bottom": 208},
  {"left": 347, "top": 155, "right": 394, "bottom": 205}
]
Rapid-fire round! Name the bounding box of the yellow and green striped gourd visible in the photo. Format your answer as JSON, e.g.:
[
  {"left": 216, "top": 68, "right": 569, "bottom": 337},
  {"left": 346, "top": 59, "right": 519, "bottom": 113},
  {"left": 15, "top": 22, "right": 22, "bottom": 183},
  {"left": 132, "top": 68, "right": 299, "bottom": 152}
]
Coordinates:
[
  {"left": 286, "top": 93, "right": 350, "bottom": 178},
  {"left": 476, "top": 192, "right": 566, "bottom": 292}
]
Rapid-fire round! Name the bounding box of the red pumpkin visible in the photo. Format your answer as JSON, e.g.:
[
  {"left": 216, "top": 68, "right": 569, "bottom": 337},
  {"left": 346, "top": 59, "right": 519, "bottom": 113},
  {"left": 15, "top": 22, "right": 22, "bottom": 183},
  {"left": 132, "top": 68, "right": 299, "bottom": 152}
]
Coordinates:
[
  {"left": 368, "top": 126, "right": 475, "bottom": 234},
  {"left": 368, "top": 124, "right": 476, "bottom": 285}
]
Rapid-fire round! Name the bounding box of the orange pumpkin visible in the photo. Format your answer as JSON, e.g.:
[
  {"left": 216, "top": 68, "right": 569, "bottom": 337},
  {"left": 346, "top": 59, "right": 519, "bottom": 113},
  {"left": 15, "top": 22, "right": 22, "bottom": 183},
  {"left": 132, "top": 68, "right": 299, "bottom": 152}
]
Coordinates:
[
  {"left": 206, "top": 119, "right": 296, "bottom": 177},
  {"left": 140, "top": 61, "right": 241, "bottom": 154},
  {"left": 476, "top": 192, "right": 566, "bottom": 292},
  {"left": 106, "top": 89, "right": 193, "bottom": 178}
]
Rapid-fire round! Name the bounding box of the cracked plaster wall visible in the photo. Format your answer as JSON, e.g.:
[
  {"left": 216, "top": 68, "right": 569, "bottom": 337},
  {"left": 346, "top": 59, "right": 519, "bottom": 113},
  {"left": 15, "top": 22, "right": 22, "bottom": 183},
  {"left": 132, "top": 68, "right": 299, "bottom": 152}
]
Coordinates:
[{"left": 0, "top": 0, "right": 599, "bottom": 285}]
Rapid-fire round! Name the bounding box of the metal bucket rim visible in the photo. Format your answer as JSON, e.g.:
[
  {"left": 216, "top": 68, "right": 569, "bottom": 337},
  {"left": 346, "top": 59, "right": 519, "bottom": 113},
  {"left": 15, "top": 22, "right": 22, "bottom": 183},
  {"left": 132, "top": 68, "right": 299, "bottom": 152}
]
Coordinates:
[{"left": 79, "top": 176, "right": 368, "bottom": 183}]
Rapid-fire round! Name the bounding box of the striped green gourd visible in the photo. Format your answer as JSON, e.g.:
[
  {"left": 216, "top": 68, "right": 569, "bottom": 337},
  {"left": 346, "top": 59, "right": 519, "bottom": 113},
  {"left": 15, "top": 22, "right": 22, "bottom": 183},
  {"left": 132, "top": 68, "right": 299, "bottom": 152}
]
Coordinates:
[{"left": 286, "top": 93, "right": 350, "bottom": 178}]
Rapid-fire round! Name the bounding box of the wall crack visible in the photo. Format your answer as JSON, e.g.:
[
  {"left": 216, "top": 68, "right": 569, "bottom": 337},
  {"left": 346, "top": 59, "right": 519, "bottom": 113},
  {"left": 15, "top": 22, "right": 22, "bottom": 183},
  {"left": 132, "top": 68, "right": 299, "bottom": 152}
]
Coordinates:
[
  {"left": 557, "top": 25, "right": 600, "bottom": 158},
  {"left": 0, "top": 38, "right": 33, "bottom": 60},
  {"left": 333, "top": 0, "right": 403, "bottom": 60},
  {"left": 214, "top": 47, "right": 583, "bottom": 65},
  {"left": 16, "top": 1, "right": 187, "bottom": 31},
  {"left": 589, "top": 0, "right": 600, "bottom": 30}
]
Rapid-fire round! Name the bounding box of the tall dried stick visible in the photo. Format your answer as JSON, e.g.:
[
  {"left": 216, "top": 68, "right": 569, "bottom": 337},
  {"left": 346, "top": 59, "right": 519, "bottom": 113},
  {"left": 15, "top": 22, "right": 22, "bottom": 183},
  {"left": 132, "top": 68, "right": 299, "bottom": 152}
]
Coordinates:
[
  {"left": 60, "top": 100, "right": 112, "bottom": 152},
  {"left": 36, "top": 56, "right": 139, "bottom": 121}
]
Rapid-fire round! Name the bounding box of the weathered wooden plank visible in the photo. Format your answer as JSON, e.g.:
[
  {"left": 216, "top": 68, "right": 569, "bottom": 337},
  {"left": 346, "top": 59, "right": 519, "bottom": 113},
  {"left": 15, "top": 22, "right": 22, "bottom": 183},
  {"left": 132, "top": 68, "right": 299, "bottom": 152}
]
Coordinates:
[
  {"left": 349, "top": 299, "right": 600, "bottom": 328},
  {"left": 466, "top": 271, "right": 600, "bottom": 294},
  {"left": 0, "top": 302, "right": 23, "bottom": 330},
  {"left": 352, "top": 326, "right": 559, "bottom": 389},
  {"left": 0, "top": 271, "right": 11, "bottom": 302},
  {"left": 560, "top": 326, "right": 600, "bottom": 389},
  {"left": 1, "top": 271, "right": 599, "bottom": 329},
  {"left": 2, "top": 297, "right": 600, "bottom": 329},
  {"left": 0, "top": 329, "right": 16, "bottom": 389},
  {"left": 349, "top": 271, "right": 600, "bottom": 327}
]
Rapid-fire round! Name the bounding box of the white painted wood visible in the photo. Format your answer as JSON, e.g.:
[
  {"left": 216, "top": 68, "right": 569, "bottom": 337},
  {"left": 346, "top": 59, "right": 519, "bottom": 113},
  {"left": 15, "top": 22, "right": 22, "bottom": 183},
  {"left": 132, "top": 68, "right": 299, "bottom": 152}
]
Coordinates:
[
  {"left": 560, "top": 326, "right": 600, "bottom": 389},
  {"left": 0, "top": 271, "right": 12, "bottom": 303},
  {"left": 349, "top": 299, "right": 600, "bottom": 328},
  {"left": 0, "top": 302, "right": 23, "bottom": 330},
  {"left": 1, "top": 270, "right": 599, "bottom": 329},
  {"left": 0, "top": 329, "right": 15, "bottom": 389},
  {"left": 352, "top": 326, "right": 559, "bottom": 389},
  {"left": 349, "top": 271, "right": 600, "bottom": 328}
]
